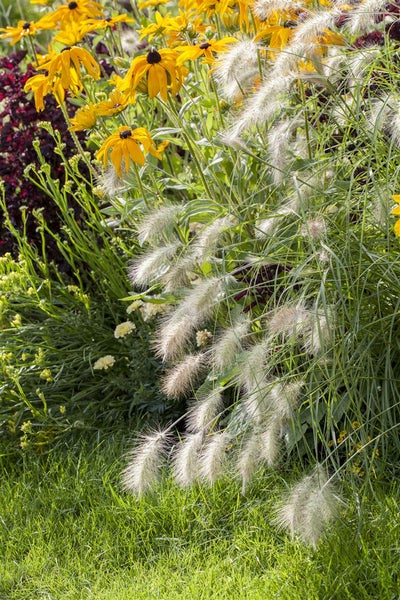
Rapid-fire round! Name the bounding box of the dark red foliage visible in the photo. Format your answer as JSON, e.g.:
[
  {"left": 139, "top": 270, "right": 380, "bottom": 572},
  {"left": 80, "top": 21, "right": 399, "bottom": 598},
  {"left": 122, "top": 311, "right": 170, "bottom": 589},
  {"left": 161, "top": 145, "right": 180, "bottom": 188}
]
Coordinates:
[{"left": 0, "top": 50, "right": 88, "bottom": 265}]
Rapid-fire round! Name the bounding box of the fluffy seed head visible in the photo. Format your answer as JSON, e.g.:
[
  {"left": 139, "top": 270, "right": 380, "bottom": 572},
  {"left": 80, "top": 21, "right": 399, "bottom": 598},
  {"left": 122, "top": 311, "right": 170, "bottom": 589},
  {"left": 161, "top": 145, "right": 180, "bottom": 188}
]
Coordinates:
[
  {"left": 199, "top": 431, "right": 231, "bottom": 484},
  {"left": 237, "top": 432, "right": 262, "bottom": 494},
  {"left": 345, "top": 0, "right": 387, "bottom": 34},
  {"left": 129, "top": 242, "right": 181, "bottom": 287},
  {"left": 173, "top": 432, "right": 204, "bottom": 487},
  {"left": 121, "top": 430, "right": 172, "bottom": 496},
  {"left": 212, "top": 317, "right": 250, "bottom": 372},
  {"left": 161, "top": 353, "right": 206, "bottom": 398},
  {"left": 274, "top": 465, "right": 341, "bottom": 547},
  {"left": 268, "top": 302, "right": 310, "bottom": 338},
  {"left": 187, "top": 387, "right": 224, "bottom": 433},
  {"left": 213, "top": 40, "right": 260, "bottom": 101},
  {"left": 137, "top": 205, "right": 181, "bottom": 246}
]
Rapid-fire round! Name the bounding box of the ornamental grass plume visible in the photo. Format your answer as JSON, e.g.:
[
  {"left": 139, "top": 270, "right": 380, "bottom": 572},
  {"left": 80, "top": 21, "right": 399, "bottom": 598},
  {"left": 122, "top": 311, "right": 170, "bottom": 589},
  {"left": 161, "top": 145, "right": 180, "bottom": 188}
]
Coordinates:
[
  {"left": 136, "top": 205, "right": 182, "bottom": 246},
  {"left": 161, "top": 352, "right": 207, "bottom": 398},
  {"left": 173, "top": 431, "right": 204, "bottom": 486},
  {"left": 212, "top": 317, "right": 250, "bottom": 371},
  {"left": 199, "top": 430, "right": 231, "bottom": 484},
  {"left": 129, "top": 242, "right": 182, "bottom": 287},
  {"left": 345, "top": 0, "right": 387, "bottom": 34},
  {"left": 212, "top": 39, "right": 260, "bottom": 102},
  {"left": 121, "top": 430, "right": 172, "bottom": 496},
  {"left": 274, "top": 465, "right": 342, "bottom": 547},
  {"left": 186, "top": 386, "right": 224, "bottom": 432},
  {"left": 237, "top": 432, "right": 262, "bottom": 494}
]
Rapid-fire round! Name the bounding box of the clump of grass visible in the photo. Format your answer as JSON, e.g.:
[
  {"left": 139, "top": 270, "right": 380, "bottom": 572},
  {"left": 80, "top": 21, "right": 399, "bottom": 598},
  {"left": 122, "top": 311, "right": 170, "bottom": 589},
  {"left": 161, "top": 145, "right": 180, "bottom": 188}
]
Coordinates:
[
  {"left": 1, "top": 435, "right": 399, "bottom": 599},
  {"left": 2, "top": 0, "right": 400, "bottom": 546}
]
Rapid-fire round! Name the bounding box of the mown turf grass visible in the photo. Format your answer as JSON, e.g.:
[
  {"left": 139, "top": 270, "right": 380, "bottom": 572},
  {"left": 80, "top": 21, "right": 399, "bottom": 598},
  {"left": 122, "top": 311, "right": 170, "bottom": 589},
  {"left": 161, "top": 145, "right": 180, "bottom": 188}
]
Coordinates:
[{"left": 1, "top": 434, "right": 399, "bottom": 600}]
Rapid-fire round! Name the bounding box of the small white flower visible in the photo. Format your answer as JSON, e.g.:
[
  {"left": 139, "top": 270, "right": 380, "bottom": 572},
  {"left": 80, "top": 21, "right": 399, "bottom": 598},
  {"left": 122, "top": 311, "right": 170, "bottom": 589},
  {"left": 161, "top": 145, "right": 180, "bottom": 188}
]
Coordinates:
[
  {"left": 114, "top": 321, "right": 136, "bottom": 339},
  {"left": 93, "top": 355, "right": 116, "bottom": 370}
]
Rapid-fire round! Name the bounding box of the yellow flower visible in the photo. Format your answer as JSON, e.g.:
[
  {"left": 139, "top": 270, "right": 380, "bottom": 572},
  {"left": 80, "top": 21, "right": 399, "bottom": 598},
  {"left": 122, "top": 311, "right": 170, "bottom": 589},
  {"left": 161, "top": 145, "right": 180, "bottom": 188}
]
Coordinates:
[
  {"left": 36, "top": 0, "right": 104, "bottom": 31},
  {"left": 255, "top": 25, "right": 294, "bottom": 56},
  {"left": 114, "top": 320, "right": 136, "bottom": 339},
  {"left": 138, "top": 0, "right": 169, "bottom": 9},
  {"left": 39, "top": 368, "right": 53, "bottom": 382},
  {"left": 96, "top": 126, "right": 164, "bottom": 176},
  {"left": 69, "top": 104, "right": 97, "bottom": 130},
  {"left": 93, "top": 355, "right": 116, "bottom": 370},
  {"left": 139, "top": 11, "right": 206, "bottom": 46},
  {"left": 194, "top": 0, "right": 232, "bottom": 19},
  {"left": 117, "top": 48, "right": 187, "bottom": 101},
  {"left": 176, "top": 37, "right": 238, "bottom": 65},
  {"left": 38, "top": 46, "right": 101, "bottom": 96},
  {"left": 93, "top": 89, "right": 127, "bottom": 116},
  {"left": 0, "top": 20, "right": 39, "bottom": 45},
  {"left": 79, "top": 13, "right": 134, "bottom": 35},
  {"left": 392, "top": 194, "right": 400, "bottom": 237}
]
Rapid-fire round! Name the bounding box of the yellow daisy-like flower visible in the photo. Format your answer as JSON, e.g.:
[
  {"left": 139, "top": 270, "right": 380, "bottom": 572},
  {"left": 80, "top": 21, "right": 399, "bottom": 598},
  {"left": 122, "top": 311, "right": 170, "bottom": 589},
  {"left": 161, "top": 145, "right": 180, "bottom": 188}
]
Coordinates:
[
  {"left": 69, "top": 104, "right": 97, "bottom": 130},
  {"left": 38, "top": 46, "right": 101, "bottom": 95},
  {"left": 176, "top": 37, "right": 238, "bottom": 65},
  {"left": 255, "top": 24, "right": 294, "bottom": 58},
  {"left": 36, "top": 0, "right": 104, "bottom": 31},
  {"left": 93, "top": 89, "right": 127, "bottom": 116},
  {"left": 96, "top": 125, "right": 164, "bottom": 176},
  {"left": 118, "top": 48, "right": 187, "bottom": 101},
  {"left": 391, "top": 194, "right": 400, "bottom": 237},
  {"left": 0, "top": 20, "right": 39, "bottom": 45},
  {"left": 79, "top": 13, "right": 134, "bottom": 36},
  {"left": 193, "top": 0, "right": 232, "bottom": 19},
  {"left": 24, "top": 72, "right": 65, "bottom": 111},
  {"left": 138, "top": 0, "right": 169, "bottom": 9}
]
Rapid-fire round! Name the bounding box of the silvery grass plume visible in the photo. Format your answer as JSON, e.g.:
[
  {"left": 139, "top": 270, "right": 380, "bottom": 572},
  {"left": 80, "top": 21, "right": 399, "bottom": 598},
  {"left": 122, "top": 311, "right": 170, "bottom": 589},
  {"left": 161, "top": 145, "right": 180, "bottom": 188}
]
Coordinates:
[
  {"left": 213, "top": 39, "right": 260, "bottom": 102},
  {"left": 199, "top": 430, "right": 231, "bottom": 484},
  {"left": 95, "top": 165, "right": 123, "bottom": 197},
  {"left": 187, "top": 386, "right": 225, "bottom": 433},
  {"left": 173, "top": 431, "right": 204, "bottom": 487},
  {"left": 120, "top": 28, "right": 140, "bottom": 55},
  {"left": 274, "top": 465, "right": 342, "bottom": 547},
  {"left": 267, "top": 117, "right": 304, "bottom": 185},
  {"left": 367, "top": 94, "right": 400, "bottom": 147},
  {"left": 162, "top": 254, "right": 197, "bottom": 291},
  {"left": 255, "top": 200, "right": 299, "bottom": 238},
  {"left": 212, "top": 316, "right": 250, "bottom": 371},
  {"left": 346, "top": 46, "right": 382, "bottom": 88},
  {"left": 302, "top": 307, "right": 334, "bottom": 356},
  {"left": 300, "top": 216, "right": 327, "bottom": 241},
  {"left": 129, "top": 242, "right": 182, "bottom": 287},
  {"left": 239, "top": 340, "right": 273, "bottom": 424},
  {"left": 237, "top": 432, "right": 262, "bottom": 494},
  {"left": 267, "top": 301, "right": 310, "bottom": 339},
  {"left": 252, "top": 0, "right": 302, "bottom": 20},
  {"left": 345, "top": 0, "right": 387, "bottom": 34},
  {"left": 190, "top": 216, "right": 236, "bottom": 263},
  {"left": 161, "top": 352, "right": 207, "bottom": 398},
  {"left": 121, "top": 430, "right": 172, "bottom": 496},
  {"left": 136, "top": 205, "right": 182, "bottom": 246},
  {"left": 155, "top": 275, "right": 236, "bottom": 361},
  {"left": 259, "top": 418, "right": 282, "bottom": 466},
  {"left": 226, "top": 73, "right": 295, "bottom": 141}
]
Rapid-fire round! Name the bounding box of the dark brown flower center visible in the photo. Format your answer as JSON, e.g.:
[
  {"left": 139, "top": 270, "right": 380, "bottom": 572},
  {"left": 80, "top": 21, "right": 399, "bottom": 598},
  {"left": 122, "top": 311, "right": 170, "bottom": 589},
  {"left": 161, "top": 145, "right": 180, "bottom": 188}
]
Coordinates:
[
  {"left": 146, "top": 49, "right": 162, "bottom": 64},
  {"left": 68, "top": 1, "right": 78, "bottom": 9},
  {"left": 22, "top": 22, "right": 31, "bottom": 30},
  {"left": 119, "top": 129, "right": 132, "bottom": 139},
  {"left": 199, "top": 42, "right": 211, "bottom": 50}
]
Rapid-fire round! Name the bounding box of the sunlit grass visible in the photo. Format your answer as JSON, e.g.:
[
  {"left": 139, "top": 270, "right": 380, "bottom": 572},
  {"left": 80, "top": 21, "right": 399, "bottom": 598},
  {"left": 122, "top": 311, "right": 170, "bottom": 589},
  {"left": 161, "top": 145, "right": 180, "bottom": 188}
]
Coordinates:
[{"left": 1, "top": 434, "right": 398, "bottom": 599}]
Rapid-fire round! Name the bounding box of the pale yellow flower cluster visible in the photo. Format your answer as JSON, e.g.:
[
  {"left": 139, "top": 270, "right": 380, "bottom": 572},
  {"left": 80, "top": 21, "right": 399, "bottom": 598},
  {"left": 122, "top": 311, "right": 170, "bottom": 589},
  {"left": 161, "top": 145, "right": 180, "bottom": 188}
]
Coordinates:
[
  {"left": 93, "top": 355, "right": 116, "bottom": 370},
  {"left": 114, "top": 321, "right": 136, "bottom": 339}
]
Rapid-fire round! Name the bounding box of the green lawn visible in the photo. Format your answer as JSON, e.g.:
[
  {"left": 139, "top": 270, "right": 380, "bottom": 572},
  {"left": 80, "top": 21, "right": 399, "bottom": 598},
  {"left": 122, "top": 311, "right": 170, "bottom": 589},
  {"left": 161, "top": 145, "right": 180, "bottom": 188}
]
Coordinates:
[{"left": 1, "top": 434, "right": 399, "bottom": 599}]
